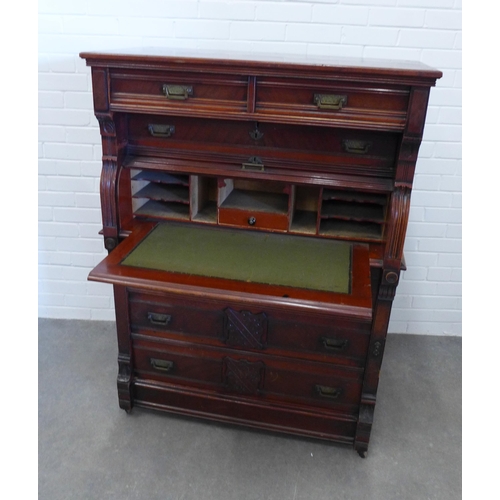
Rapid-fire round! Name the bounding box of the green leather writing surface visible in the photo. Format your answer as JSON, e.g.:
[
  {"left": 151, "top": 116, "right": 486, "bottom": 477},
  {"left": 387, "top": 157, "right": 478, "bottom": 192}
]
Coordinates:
[{"left": 122, "top": 223, "right": 352, "bottom": 294}]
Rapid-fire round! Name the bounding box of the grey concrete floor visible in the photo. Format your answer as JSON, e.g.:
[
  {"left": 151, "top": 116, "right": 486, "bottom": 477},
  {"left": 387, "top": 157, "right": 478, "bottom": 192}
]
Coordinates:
[{"left": 39, "top": 319, "right": 461, "bottom": 500}]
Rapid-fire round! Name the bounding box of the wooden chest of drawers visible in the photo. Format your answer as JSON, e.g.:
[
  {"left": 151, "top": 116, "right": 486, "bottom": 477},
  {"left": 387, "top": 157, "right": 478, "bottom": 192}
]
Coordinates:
[{"left": 81, "top": 49, "right": 441, "bottom": 457}]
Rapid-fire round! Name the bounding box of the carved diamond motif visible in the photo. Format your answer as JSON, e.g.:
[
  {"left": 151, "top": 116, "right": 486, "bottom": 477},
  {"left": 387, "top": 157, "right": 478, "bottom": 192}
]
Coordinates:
[
  {"left": 222, "top": 357, "right": 265, "bottom": 395},
  {"left": 224, "top": 308, "right": 267, "bottom": 349}
]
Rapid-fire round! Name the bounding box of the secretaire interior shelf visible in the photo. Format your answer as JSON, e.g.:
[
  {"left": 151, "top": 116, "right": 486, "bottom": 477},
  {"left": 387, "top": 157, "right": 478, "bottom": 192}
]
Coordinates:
[{"left": 124, "top": 158, "right": 391, "bottom": 242}]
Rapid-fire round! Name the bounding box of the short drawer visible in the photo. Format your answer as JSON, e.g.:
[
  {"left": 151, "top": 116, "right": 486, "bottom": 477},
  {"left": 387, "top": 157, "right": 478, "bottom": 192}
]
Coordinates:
[
  {"left": 256, "top": 77, "right": 410, "bottom": 130},
  {"left": 129, "top": 292, "right": 224, "bottom": 339},
  {"left": 132, "top": 337, "right": 363, "bottom": 413},
  {"left": 109, "top": 69, "right": 248, "bottom": 112},
  {"left": 269, "top": 315, "right": 371, "bottom": 362},
  {"left": 218, "top": 207, "right": 289, "bottom": 231},
  {"left": 128, "top": 291, "right": 371, "bottom": 367}
]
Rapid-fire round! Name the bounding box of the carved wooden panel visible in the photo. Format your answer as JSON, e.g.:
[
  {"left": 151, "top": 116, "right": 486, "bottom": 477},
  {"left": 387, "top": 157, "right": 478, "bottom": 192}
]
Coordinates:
[
  {"left": 385, "top": 186, "right": 412, "bottom": 264},
  {"left": 100, "top": 159, "right": 119, "bottom": 235},
  {"left": 222, "top": 357, "right": 265, "bottom": 395},
  {"left": 223, "top": 308, "right": 268, "bottom": 349}
]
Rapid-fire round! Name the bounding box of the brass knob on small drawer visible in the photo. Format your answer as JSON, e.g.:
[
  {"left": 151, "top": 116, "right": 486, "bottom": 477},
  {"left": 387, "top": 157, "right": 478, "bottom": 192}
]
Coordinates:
[{"left": 248, "top": 217, "right": 256, "bottom": 226}]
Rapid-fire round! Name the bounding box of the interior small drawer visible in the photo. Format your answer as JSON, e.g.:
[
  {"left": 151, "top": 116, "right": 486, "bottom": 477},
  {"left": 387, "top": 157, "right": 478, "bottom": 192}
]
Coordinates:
[
  {"left": 218, "top": 206, "right": 289, "bottom": 231},
  {"left": 255, "top": 77, "right": 410, "bottom": 130},
  {"left": 217, "top": 178, "right": 290, "bottom": 231},
  {"left": 132, "top": 338, "right": 363, "bottom": 413},
  {"left": 109, "top": 69, "right": 248, "bottom": 112}
]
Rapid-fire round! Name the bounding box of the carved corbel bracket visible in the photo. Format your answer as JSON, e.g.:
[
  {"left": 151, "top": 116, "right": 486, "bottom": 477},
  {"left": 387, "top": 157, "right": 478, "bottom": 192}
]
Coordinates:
[
  {"left": 378, "top": 269, "right": 401, "bottom": 301},
  {"left": 385, "top": 186, "right": 412, "bottom": 264},
  {"left": 96, "top": 113, "right": 116, "bottom": 137},
  {"left": 95, "top": 112, "right": 122, "bottom": 159}
]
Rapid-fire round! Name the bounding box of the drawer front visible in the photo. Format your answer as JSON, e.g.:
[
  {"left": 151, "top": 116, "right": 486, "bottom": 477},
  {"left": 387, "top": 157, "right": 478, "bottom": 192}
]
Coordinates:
[
  {"left": 129, "top": 291, "right": 371, "bottom": 366},
  {"left": 110, "top": 69, "right": 248, "bottom": 112},
  {"left": 127, "top": 114, "right": 398, "bottom": 178},
  {"left": 218, "top": 207, "right": 289, "bottom": 231},
  {"left": 132, "top": 337, "right": 363, "bottom": 413},
  {"left": 129, "top": 292, "right": 224, "bottom": 338},
  {"left": 133, "top": 382, "right": 357, "bottom": 444},
  {"left": 256, "top": 77, "right": 410, "bottom": 130}
]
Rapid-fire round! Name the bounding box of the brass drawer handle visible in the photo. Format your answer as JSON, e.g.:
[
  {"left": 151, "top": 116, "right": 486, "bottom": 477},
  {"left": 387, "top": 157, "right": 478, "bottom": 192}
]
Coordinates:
[
  {"left": 147, "top": 312, "right": 172, "bottom": 326},
  {"left": 242, "top": 156, "right": 265, "bottom": 171},
  {"left": 342, "top": 139, "right": 372, "bottom": 154},
  {"left": 314, "top": 93, "right": 347, "bottom": 110},
  {"left": 150, "top": 358, "right": 174, "bottom": 372},
  {"left": 162, "top": 84, "right": 193, "bottom": 100},
  {"left": 316, "top": 385, "right": 342, "bottom": 399},
  {"left": 148, "top": 124, "right": 175, "bottom": 138},
  {"left": 321, "top": 337, "right": 348, "bottom": 351}
]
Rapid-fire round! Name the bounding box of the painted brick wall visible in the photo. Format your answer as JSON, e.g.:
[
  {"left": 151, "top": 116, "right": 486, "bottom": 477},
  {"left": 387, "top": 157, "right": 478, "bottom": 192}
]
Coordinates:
[{"left": 38, "top": 0, "right": 462, "bottom": 335}]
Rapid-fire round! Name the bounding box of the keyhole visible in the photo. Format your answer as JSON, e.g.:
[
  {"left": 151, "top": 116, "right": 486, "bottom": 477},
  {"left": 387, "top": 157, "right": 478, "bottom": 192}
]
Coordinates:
[{"left": 249, "top": 123, "right": 264, "bottom": 141}]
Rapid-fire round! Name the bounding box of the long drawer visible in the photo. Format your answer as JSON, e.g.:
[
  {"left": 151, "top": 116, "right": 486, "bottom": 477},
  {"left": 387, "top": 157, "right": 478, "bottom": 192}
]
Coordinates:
[
  {"left": 129, "top": 290, "right": 371, "bottom": 367},
  {"left": 127, "top": 114, "right": 399, "bottom": 178},
  {"left": 132, "top": 381, "right": 358, "bottom": 444},
  {"left": 132, "top": 336, "right": 363, "bottom": 414}
]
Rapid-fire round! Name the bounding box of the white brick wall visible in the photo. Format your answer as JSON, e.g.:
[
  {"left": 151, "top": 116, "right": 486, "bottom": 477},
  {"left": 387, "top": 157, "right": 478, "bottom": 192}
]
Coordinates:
[{"left": 38, "top": 0, "right": 462, "bottom": 335}]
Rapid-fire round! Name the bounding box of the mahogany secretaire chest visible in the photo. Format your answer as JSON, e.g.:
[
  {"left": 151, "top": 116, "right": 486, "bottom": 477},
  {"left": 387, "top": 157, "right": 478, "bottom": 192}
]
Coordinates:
[{"left": 80, "top": 49, "right": 441, "bottom": 457}]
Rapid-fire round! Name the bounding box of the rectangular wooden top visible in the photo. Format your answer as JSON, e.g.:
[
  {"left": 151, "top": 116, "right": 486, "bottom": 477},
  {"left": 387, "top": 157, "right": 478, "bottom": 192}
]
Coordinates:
[{"left": 80, "top": 48, "right": 442, "bottom": 85}]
